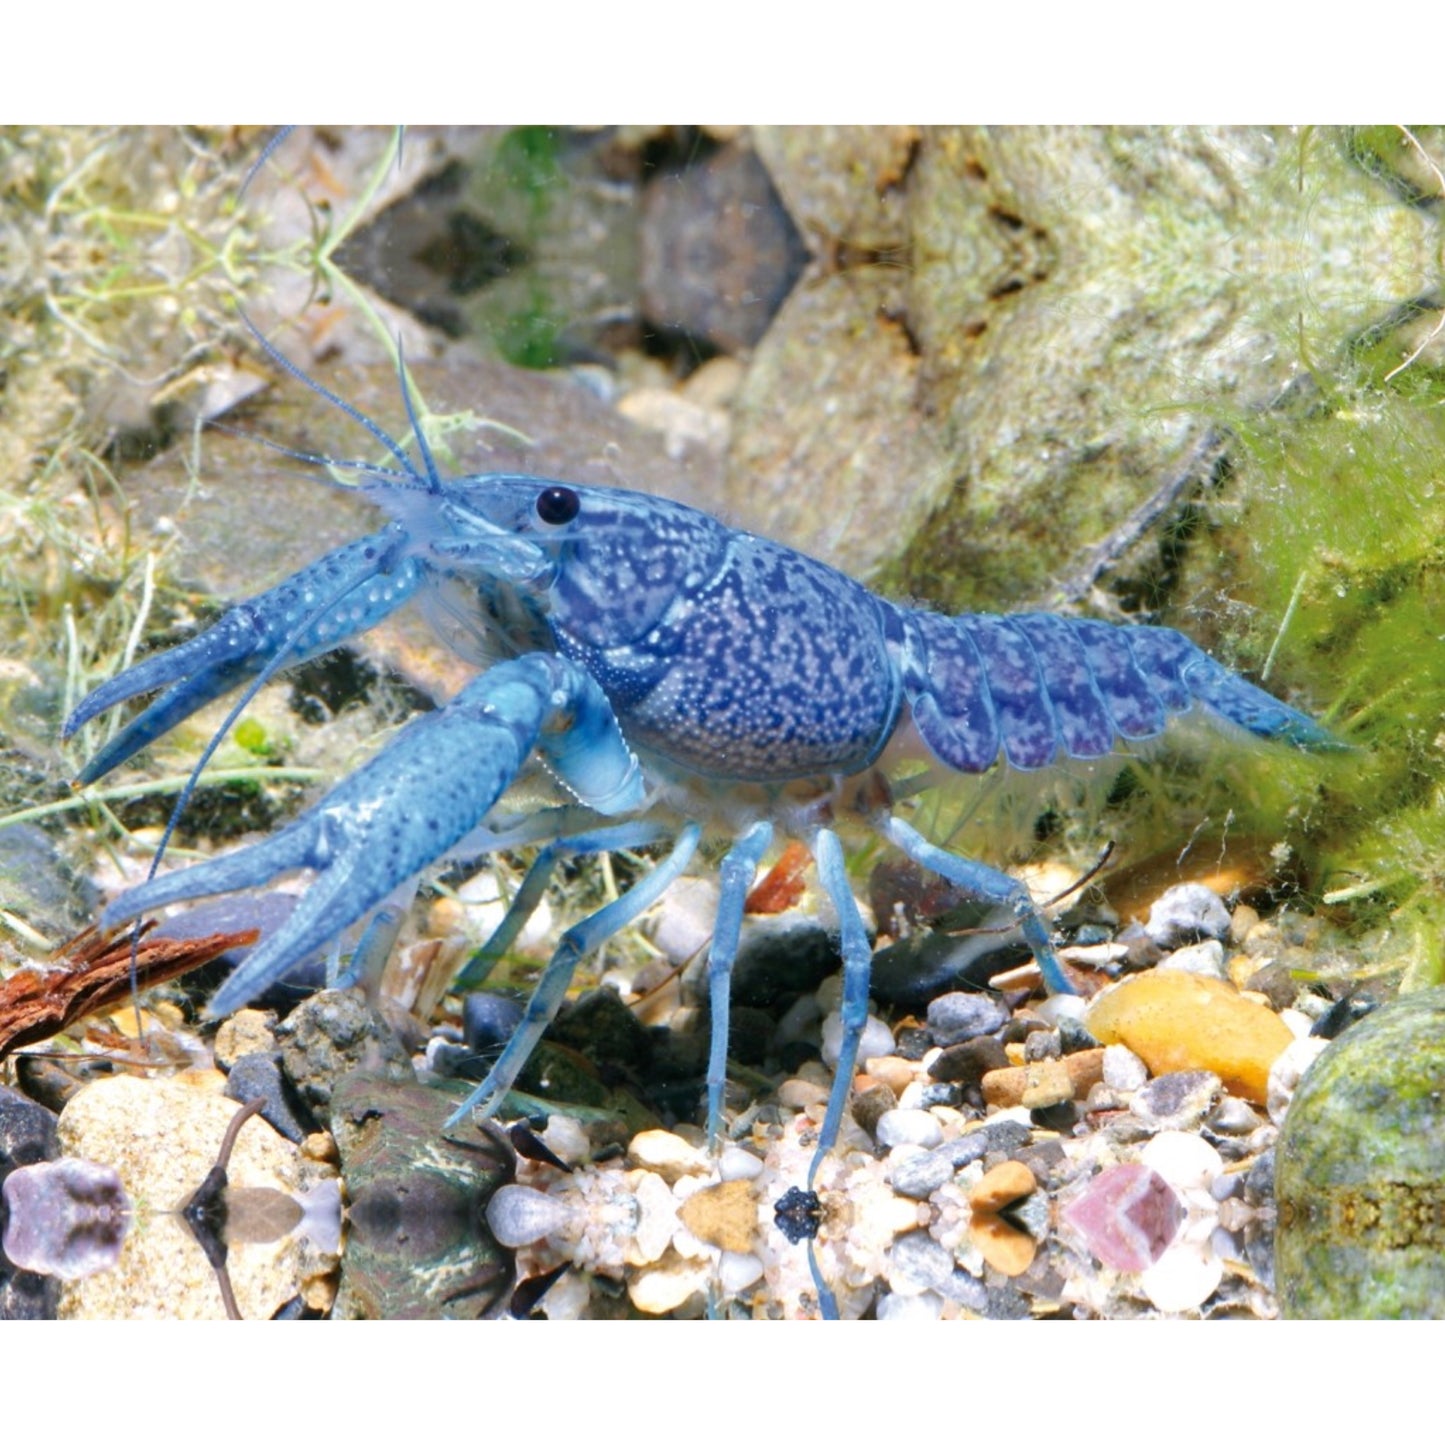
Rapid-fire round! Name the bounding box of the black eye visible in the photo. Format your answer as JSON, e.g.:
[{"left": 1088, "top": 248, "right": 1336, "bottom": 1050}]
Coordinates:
[{"left": 535, "top": 486, "right": 580, "bottom": 526}]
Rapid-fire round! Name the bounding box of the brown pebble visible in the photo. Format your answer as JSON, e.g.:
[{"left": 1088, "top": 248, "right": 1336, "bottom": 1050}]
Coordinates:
[
  {"left": 864, "top": 1054, "right": 917, "bottom": 1097},
  {"left": 970, "top": 1159, "right": 1037, "bottom": 1212},
  {"left": 970, "top": 1214, "right": 1037, "bottom": 1277},
  {"left": 851, "top": 1081, "right": 898, "bottom": 1137},
  {"left": 980, "top": 1048, "right": 1105, "bottom": 1108},
  {"left": 679, "top": 1178, "right": 758, "bottom": 1255},
  {"left": 1020, "top": 1057, "right": 1073, "bottom": 1109},
  {"left": 929, "top": 1035, "right": 1009, "bottom": 1086},
  {"left": 302, "top": 1131, "right": 339, "bottom": 1166}
]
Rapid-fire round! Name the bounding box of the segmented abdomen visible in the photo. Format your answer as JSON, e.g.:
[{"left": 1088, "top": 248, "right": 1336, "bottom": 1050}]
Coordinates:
[{"left": 900, "top": 608, "right": 1334, "bottom": 774}]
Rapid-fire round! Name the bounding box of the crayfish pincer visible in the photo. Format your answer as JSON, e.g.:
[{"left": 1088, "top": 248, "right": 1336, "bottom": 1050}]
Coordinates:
[{"left": 65, "top": 324, "right": 1342, "bottom": 1186}]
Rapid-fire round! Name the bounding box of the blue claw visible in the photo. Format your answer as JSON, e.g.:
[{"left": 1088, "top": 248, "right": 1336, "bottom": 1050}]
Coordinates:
[
  {"left": 99, "top": 654, "right": 644, "bottom": 1016},
  {"left": 64, "top": 528, "right": 422, "bottom": 784}
]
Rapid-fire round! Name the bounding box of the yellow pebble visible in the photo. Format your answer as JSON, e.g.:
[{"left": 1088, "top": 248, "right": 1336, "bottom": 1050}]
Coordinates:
[{"left": 1084, "top": 970, "right": 1293, "bottom": 1104}]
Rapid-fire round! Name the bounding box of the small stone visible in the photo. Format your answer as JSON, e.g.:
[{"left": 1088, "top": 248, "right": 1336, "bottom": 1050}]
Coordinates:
[
  {"left": 822, "top": 1011, "right": 894, "bottom": 1070},
  {"left": 926, "top": 991, "right": 1010, "bottom": 1046},
  {"left": 932, "top": 1131, "right": 993, "bottom": 1171},
  {"left": 1207, "top": 1096, "right": 1263, "bottom": 1135},
  {"left": 893, "top": 1026, "right": 934, "bottom": 1061},
  {"left": 889, "top": 1148, "right": 955, "bottom": 1200},
  {"left": 1131, "top": 1071, "right": 1222, "bottom": 1130},
  {"left": 877, "top": 1290, "right": 946, "bottom": 1320},
  {"left": 1085, "top": 970, "right": 1294, "bottom": 1105},
  {"left": 224, "top": 1052, "right": 314, "bottom": 1144},
  {"left": 1158, "top": 938, "right": 1227, "bottom": 979},
  {"left": 1020, "top": 1057, "right": 1074, "bottom": 1110},
  {"left": 1267, "top": 1035, "right": 1331, "bottom": 1125},
  {"left": 1145, "top": 883, "right": 1231, "bottom": 949},
  {"left": 970, "top": 1214, "right": 1036, "bottom": 1276},
  {"left": 1, "top": 1158, "right": 129, "bottom": 1280},
  {"left": 777, "top": 1077, "right": 829, "bottom": 1111},
  {"left": 1140, "top": 1130, "right": 1224, "bottom": 1193},
  {"left": 875, "top": 1108, "right": 944, "bottom": 1150},
  {"left": 970, "top": 1159, "right": 1037, "bottom": 1213},
  {"left": 213, "top": 1009, "right": 278, "bottom": 1068},
  {"left": 981, "top": 1048, "right": 1105, "bottom": 1109},
  {"left": 863, "top": 1054, "right": 917, "bottom": 1097},
  {"left": 1103, "top": 1043, "right": 1149, "bottom": 1093},
  {"left": 628, "top": 1255, "right": 709, "bottom": 1316},
  {"left": 627, "top": 1128, "right": 709, "bottom": 1182},
  {"left": 1057, "top": 1016, "right": 1101, "bottom": 1054},
  {"left": 1061, "top": 1164, "right": 1182, "bottom": 1271},
  {"left": 0, "top": 1084, "right": 59, "bottom": 1173},
  {"left": 1229, "top": 903, "right": 1261, "bottom": 945},
  {"left": 929, "top": 1034, "right": 1010, "bottom": 1086},
  {"left": 889, "top": 1228, "right": 959, "bottom": 1294},
  {"left": 276, "top": 990, "right": 414, "bottom": 1114},
  {"left": 851, "top": 1081, "right": 898, "bottom": 1138},
  {"left": 1024, "top": 1029, "right": 1062, "bottom": 1062}
]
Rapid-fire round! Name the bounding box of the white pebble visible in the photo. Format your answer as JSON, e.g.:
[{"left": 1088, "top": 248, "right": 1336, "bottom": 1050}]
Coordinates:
[
  {"left": 719, "top": 1146, "right": 763, "bottom": 1182},
  {"left": 876, "top": 1289, "right": 946, "bottom": 1321},
  {"left": 1102, "top": 1042, "right": 1149, "bottom": 1092},
  {"left": 1140, "top": 1130, "right": 1223, "bottom": 1193},
  {"left": 1267, "top": 1035, "right": 1331, "bottom": 1124},
  {"left": 1034, "top": 992, "right": 1089, "bottom": 1026},
  {"left": 1158, "top": 938, "right": 1226, "bottom": 978},
  {"left": 717, "top": 1250, "right": 764, "bottom": 1295},
  {"left": 876, "top": 1108, "right": 944, "bottom": 1149},
  {"left": 821, "top": 1011, "right": 894, "bottom": 1069}
]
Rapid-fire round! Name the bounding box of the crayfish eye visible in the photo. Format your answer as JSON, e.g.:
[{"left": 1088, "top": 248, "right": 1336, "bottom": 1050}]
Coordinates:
[{"left": 535, "top": 486, "right": 580, "bottom": 526}]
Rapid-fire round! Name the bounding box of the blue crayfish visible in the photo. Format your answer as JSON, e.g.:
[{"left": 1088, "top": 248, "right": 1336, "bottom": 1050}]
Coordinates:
[{"left": 63, "top": 322, "right": 1339, "bottom": 1182}]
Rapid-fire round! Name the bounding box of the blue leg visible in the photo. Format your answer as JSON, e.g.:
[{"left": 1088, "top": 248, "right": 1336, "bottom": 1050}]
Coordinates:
[
  {"left": 882, "top": 815, "right": 1072, "bottom": 995},
  {"left": 454, "top": 820, "right": 671, "bottom": 990},
  {"left": 808, "top": 827, "right": 874, "bottom": 1189},
  {"left": 705, "top": 820, "right": 774, "bottom": 1145},
  {"left": 444, "top": 822, "right": 702, "bottom": 1131}
]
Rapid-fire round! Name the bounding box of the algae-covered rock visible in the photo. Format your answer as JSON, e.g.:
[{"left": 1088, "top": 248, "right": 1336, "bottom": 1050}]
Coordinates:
[{"left": 1275, "top": 987, "right": 1445, "bottom": 1319}]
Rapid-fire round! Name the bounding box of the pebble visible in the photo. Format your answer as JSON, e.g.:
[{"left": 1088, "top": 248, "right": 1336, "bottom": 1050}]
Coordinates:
[
  {"left": 0, "top": 1084, "right": 59, "bottom": 1173},
  {"left": 980, "top": 1048, "right": 1106, "bottom": 1109},
  {"left": 276, "top": 990, "right": 415, "bottom": 1114},
  {"left": 970, "top": 1159, "right": 1037, "bottom": 1212},
  {"left": 1102, "top": 1043, "right": 1149, "bottom": 1093},
  {"left": 1145, "top": 883, "right": 1232, "bottom": 949},
  {"left": 889, "top": 1228, "right": 960, "bottom": 1295},
  {"left": 627, "top": 1128, "right": 710, "bottom": 1182},
  {"left": 970, "top": 1214, "right": 1036, "bottom": 1276},
  {"left": 822, "top": 1011, "right": 894, "bottom": 1070},
  {"left": 1085, "top": 970, "right": 1293, "bottom": 1105},
  {"left": 877, "top": 1289, "right": 947, "bottom": 1320},
  {"left": 928, "top": 1034, "right": 1010, "bottom": 1086},
  {"left": 1157, "top": 938, "right": 1227, "bottom": 979},
  {"left": 213, "top": 1009, "right": 279, "bottom": 1068},
  {"left": 864, "top": 1054, "right": 917, "bottom": 1097},
  {"left": 888, "top": 1147, "right": 956, "bottom": 1200},
  {"left": 1266, "top": 1036, "right": 1331, "bottom": 1125},
  {"left": 926, "top": 991, "right": 1011, "bottom": 1046},
  {"left": 875, "top": 1108, "right": 944, "bottom": 1150},
  {"left": 1061, "top": 1163, "right": 1182, "bottom": 1272},
  {"left": 224, "top": 1052, "right": 314, "bottom": 1144},
  {"left": 1, "top": 1158, "right": 129, "bottom": 1280},
  {"left": 851, "top": 1082, "right": 898, "bottom": 1138},
  {"left": 1130, "top": 1071, "right": 1223, "bottom": 1131}
]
